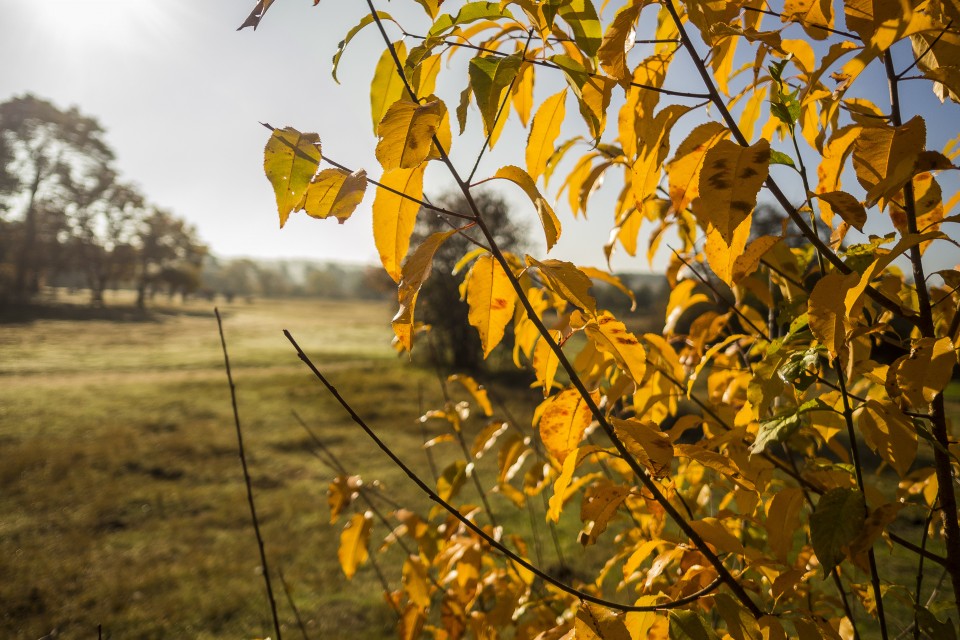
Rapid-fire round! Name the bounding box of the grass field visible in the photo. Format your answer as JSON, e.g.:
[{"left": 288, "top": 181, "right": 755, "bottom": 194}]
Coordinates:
[
  {"left": 2, "top": 291, "right": 957, "bottom": 638},
  {"left": 0, "top": 293, "right": 480, "bottom": 639}
]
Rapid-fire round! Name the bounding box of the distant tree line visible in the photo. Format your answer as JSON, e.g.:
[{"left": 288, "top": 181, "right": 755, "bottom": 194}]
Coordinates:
[{"left": 0, "top": 94, "right": 205, "bottom": 308}]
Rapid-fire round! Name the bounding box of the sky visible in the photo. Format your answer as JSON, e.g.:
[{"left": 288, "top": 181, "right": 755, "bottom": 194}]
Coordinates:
[{"left": 1, "top": 0, "right": 958, "bottom": 275}]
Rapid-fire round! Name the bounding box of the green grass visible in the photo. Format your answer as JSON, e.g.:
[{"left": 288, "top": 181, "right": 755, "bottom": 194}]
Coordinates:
[{"left": 0, "top": 294, "right": 456, "bottom": 639}]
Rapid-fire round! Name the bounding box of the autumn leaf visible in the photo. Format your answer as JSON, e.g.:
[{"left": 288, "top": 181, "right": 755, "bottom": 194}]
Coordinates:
[
  {"left": 538, "top": 388, "right": 600, "bottom": 464},
  {"left": 611, "top": 417, "right": 672, "bottom": 477},
  {"left": 895, "top": 337, "right": 957, "bottom": 407},
  {"left": 263, "top": 126, "right": 321, "bottom": 227},
  {"left": 666, "top": 122, "right": 729, "bottom": 214},
  {"left": 526, "top": 90, "right": 567, "bottom": 182},
  {"left": 583, "top": 312, "right": 647, "bottom": 383},
  {"left": 338, "top": 512, "right": 373, "bottom": 579},
  {"left": 526, "top": 256, "right": 597, "bottom": 313},
  {"left": 376, "top": 98, "right": 447, "bottom": 170},
  {"left": 373, "top": 165, "right": 425, "bottom": 282},
  {"left": 465, "top": 254, "right": 517, "bottom": 357},
  {"left": 302, "top": 168, "right": 367, "bottom": 223},
  {"left": 237, "top": 0, "right": 276, "bottom": 30},
  {"left": 556, "top": 0, "right": 602, "bottom": 57},
  {"left": 597, "top": 0, "right": 645, "bottom": 81},
  {"left": 853, "top": 116, "right": 926, "bottom": 208},
  {"left": 392, "top": 229, "right": 456, "bottom": 351},
  {"left": 813, "top": 190, "right": 866, "bottom": 231},
  {"left": 332, "top": 12, "right": 395, "bottom": 83},
  {"left": 576, "top": 603, "right": 632, "bottom": 640},
  {"left": 494, "top": 166, "right": 561, "bottom": 250},
  {"left": 580, "top": 481, "right": 631, "bottom": 546},
  {"left": 781, "top": 0, "right": 834, "bottom": 40},
  {"left": 370, "top": 42, "right": 409, "bottom": 136},
  {"left": 693, "top": 138, "right": 771, "bottom": 245},
  {"left": 808, "top": 271, "right": 860, "bottom": 357},
  {"left": 857, "top": 400, "right": 917, "bottom": 477}
]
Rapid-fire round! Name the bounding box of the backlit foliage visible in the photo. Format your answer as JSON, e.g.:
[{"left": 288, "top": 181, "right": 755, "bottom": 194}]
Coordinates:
[{"left": 245, "top": 1, "right": 960, "bottom": 638}]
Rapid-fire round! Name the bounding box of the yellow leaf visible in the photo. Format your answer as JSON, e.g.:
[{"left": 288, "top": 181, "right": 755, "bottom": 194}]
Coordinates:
[
  {"left": 526, "top": 256, "right": 597, "bottom": 313},
  {"left": 577, "top": 74, "right": 618, "bottom": 142},
  {"left": 666, "top": 122, "right": 729, "bottom": 214},
  {"left": 765, "top": 488, "right": 805, "bottom": 561},
  {"left": 631, "top": 104, "right": 693, "bottom": 206},
  {"left": 338, "top": 512, "right": 372, "bottom": 579},
  {"left": 896, "top": 337, "right": 957, "bottom": 407},
  {"left": 373, "top": 165, "right": 425, "bottom": 282},
  {"left": 597, "top": 0, "right": 645, "bottom": 81},
  {"left": 263, "top": 126, "right": 321, "bottom": 227},
  {"left": 494, "top": 165, "right": 561, "bottom": 250},
  {"left": 857, "top": 400, "right": 917, "bottom": 477},
  {"left": 375, "top": 98, "right": 447, "bottom": 170},
  {"left": 704, "top": 212, "right": 752, "bottom": 286},
  {"left": 511, "top": 61, "right": 535, "bottom": 127},
  {"left": 808, "top": 271, "right": 860, "bottom": 357},
  {"left": 732, "top": 235, "right": 781, "bottom": 284},
  {"left": 618, "top": 53, "right": 671, "bottom": 159},
  {"left": 580, "top": 480, "right": 631, "bottom": 545},
  {"left": 611, "top": 417, "right": 673, "bottom": 477},
  {"left": 398, "top": 604, "right": 425, "bottom": 640},
  {"left": 557, "top": 0, "right": 603, "bottom": 57},
  {"left": 813, "top": 191, "right": 866, "bottom": 231},
  {"left": 816, "top": 125, "right": 862, "bottom": 225},
  {"left": 580, "top": 266, "right": 637, "bottom": 310},
  {"left": 533, "top": 333, "right": 561, "bottom": 397},
  {"left": 538, "top": 388, "right": 600, "bottom": 464},
  {"left": 470, "top": 420, "right": 508, "bottom": 458},
  {"left": 526, "top": 90, "right": 567, "bottom": 182},
  {"left": 737, "top": 82, "right": 768, "bottom": 141},
  {"left": 302, "top": 168, "right": 367, "bottom": 223},
  {"left": 393, "top": 229, "right": 456, "bottom": 351},
  {"left": 688, "top": 518, "right": 744, "bottom": 554},
  {"left": 674, "top": 444, "right": 756, "bottom": 491},
  {"left": 853, "top": 116, "right": 926, "bottom": 208},
  {"left": 402, "top": 555, "right": 431, "bottom": 608},
  {"left": 448, "top": 374, "right": 493, "bottom": 416},
  {"left": 575, "top": 602, "right": 632, "bottom": 640},
  {"left": 465, "top": 254, "right": 517, "bottom": 358},
  {"left": 710, "top": 33, "right": 737, "bottom": 96},
  {"left": 370, "top": 42, "right": 408, "bottom": 136},
  {"left": 782, "top": 0, "right": 834, "bottom": 40},
  {"left": 583, "top": 312, "right": 647, "bottom": 383},
  {"left": 693, "top": 138, "right": 771, "bottom": 245}
]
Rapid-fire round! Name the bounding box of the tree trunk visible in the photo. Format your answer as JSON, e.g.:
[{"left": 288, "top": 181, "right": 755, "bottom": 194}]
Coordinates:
[{"left": 13, "top": 171, "right": 42, "bottom": 302}]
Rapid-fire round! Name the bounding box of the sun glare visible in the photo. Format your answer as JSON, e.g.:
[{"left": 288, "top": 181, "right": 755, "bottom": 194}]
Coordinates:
[{"left": 31, "top": 0, "right": 172, "bottom": 50}]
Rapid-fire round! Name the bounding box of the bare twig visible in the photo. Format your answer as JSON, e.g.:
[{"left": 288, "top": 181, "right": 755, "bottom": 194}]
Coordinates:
[
  {"left": 285, "top": 329, "right": 726, "bottom": 613},
  {"left": 277, "top": 568, "right": 311, "bottom": 640},
  {"left": 215, "top": 308, "right": 283, "bottom": 640}
]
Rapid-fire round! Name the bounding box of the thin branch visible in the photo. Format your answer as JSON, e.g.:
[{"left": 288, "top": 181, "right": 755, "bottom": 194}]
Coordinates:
[
  {"left": 215, "top": 308, "right": 283, "bottom": 640},
  {"left": 742, "top": 5, "right": 859, "bottom": 39},
  {"left": 896, "top": 20, "right": 953, "bottom": 79},
  {"left": 284, "top": 329, "right": 725, "bottom": 613},
  {"left": 368, "top": 0, "right": 764, "bottom": 617},
  {"left": 403, "top": 34, "right": 712, "bottom": 99},
  {"left": 835, "top": 361, "right": 889, "bottom": 640},
  {"left": 278, "top": 568, "right": 311, "bottom": 640}
]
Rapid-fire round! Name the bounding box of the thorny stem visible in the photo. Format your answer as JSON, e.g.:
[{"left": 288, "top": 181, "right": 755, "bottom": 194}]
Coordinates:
[
  {"left": 366, "top": 0, "right": 765, "bottom": 618},
  {"left": 215, "top": 309, "right": 283, "bottom": 640},
  {"left": 885, "top": 48, "right": 960, "bottom": 619},
  {"left": 285, "top": 329, "right": 726, "bottom": 613}
]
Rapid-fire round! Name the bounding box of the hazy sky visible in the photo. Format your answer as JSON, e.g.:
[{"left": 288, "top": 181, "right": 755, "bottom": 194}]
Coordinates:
[{"left": 1, "top": 0, "right": 957, "bottom": 275}]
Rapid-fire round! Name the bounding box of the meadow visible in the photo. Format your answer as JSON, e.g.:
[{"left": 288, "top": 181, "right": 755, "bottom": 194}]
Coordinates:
[{"left": 0, "top": 293, "right": 492, "bottom": 639}]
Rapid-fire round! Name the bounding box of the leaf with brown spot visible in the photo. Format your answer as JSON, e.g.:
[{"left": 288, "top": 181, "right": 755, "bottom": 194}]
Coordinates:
[
  {"left": 693, "top": 138, "right": 770, "bottom": 245},
  {"left": 263, "top": 126, "right": 321, "bottom": 227},
  {"left": 611, "top": 417, "right": 673, "bottom": 477},
  {"left": 583, "top": 312, "right": 646, "bottom": 383},
  {"left": 538, "top": 388, "right": 601, "bottom": 464},
  {"left": 465, "top": 254, "right": 517, "bottom": 358}
]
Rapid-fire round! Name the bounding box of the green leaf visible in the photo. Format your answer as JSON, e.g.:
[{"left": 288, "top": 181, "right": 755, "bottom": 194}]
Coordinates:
[
  {"left": 769, "top": 149, "right": 796, "bottom": 168},
  {"left": 750, "top": 399, "right": 818, "bottom": 455},
  {"left": 668, "top": 609, "right": 720, "bottom": 640},
  {"left": 468, "top": 53, "right": 523, "bottom": 139},
  {"left": 557, "top": 0, "right": 603, "bottom": 57},
  {"left": 810, "top": 487, "right": 865, "bottom": 576},
  {"left": 263, "top": 126, "right": 321, "bottom": 227},
  {"left": 332, "top": 12, "right": 395, "bottom": 83}
]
